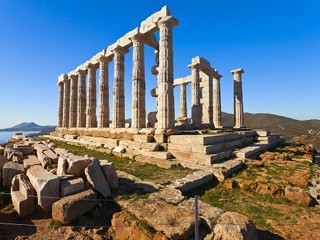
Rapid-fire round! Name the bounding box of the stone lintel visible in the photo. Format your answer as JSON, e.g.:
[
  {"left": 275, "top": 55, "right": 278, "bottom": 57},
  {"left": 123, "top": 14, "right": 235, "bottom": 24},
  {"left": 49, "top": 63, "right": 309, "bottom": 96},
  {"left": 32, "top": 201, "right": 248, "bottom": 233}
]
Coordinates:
[
  {"left": 157, "top": 15, "right": 179, "bottom": 28},
  {"left": 111, "top": 45, "right": 129, "bottom": 55},
  {"left": 86, "top": 62, "right": 99, "bottom": 70},
  {"left": 173, "top": 76, "right": 192, "bottom": 86},
  {"left": 140, "top": 5, "right": 172, "bottom": 34},
  {"left": 69, "top": 74, "right": 78, "bottom": 80},
  {"left": 231, "top": 68, "right": 244, "bottom": 74}
]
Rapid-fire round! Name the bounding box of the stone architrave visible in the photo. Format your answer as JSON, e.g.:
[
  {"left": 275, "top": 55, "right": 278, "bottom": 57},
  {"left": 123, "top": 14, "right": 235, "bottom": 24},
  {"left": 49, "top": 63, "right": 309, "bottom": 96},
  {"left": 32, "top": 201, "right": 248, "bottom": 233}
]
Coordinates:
[
  {"left": 231, "top": 68, "right": 245, "bottom": 129},
  {"left": 156, "top": 16, "right": 178, "bottom": 129},
  {"left": 98, "top": 56, "right": 111, "bottom": 128},
  {"left": 69, "top": 75, "right": 78, "bottom": 128},
  {"left": 112, "top": 46, "right": 128, "bottom": 128},
  {"left": 57, "top": 80, "right": 64, "bottom": 128},
  {"left": 180, "top": 83, "right": 187, "bottom": 120},
  {"left": 86, "top": 63, "right": 98, "bottom": 128},
  {"left": 77, "top": 69, "right": 87, "bottom": 128},
  {"left": 213, "top": 73, "right": 222, "bottom": 128},
  {"left": 131, "top": 33, "right": 146, "bottom": 129},
  {"left": 189, "top": 63, "right": 202, "bottom": 127},
  {"left": 62, "top": 74, "right": 70, "bottom": 128}
]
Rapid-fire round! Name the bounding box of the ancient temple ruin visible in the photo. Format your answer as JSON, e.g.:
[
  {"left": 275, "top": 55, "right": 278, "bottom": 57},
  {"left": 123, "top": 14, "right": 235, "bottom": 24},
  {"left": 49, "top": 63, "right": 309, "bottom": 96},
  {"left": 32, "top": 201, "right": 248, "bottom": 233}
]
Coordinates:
[{"left": 56, "top": 6, "right": 245, "bottom": 137}]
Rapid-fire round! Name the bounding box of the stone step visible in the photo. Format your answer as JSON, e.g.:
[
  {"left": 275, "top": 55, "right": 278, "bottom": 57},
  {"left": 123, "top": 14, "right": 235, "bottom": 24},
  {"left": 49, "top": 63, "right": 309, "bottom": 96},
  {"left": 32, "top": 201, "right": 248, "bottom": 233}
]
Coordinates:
[
  {"left": 207, "top": 150, "right": 233, "bottom": 164},
  {"left": 134, "top": 155, "right": 180, "bottom": 169},
  {"left": 256, "top": 135, "right": 280, "bottom": 144},
  {"left": 204, "top": 139, "right": 244, "bottom": 154}
]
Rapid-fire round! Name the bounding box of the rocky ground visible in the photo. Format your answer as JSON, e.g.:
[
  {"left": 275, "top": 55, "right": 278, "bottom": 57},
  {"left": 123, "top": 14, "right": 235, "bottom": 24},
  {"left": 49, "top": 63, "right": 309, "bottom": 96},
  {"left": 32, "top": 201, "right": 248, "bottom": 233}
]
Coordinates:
[{"left": 1, "top": 137, "right": 320, "bottom": 240}]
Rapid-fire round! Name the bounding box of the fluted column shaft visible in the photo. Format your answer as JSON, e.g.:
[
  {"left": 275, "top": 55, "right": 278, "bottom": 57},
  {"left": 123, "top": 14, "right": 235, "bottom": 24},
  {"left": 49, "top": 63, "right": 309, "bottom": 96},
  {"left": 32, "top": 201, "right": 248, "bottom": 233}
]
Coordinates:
[
  {"left": 86, "top": 64, "right": 98, "bottom": 128},
  {"left": 190, "top": 65, "right": 202, "bottom": 127},
  {"left": 156, "top": 16, "right": 178, "bottom": 129},
  {"left": 112, "top": 46, "right": 127, "bottom": 128},
  {"left": 62, "top": 77, "right": 70, "bottom": 128},
  {"left": 69, "top": 75, "right": 78, "bottom": 128},
  {"left": 180, "top": 83, "right": 187, "bottom": 118},
  {"left": 231, "top": 68, "right": 245, "bottom": 129},
  {"left": 213, "top": 74, "right": 222, "bottom": 128},
  {"left": 131, "top": 34, "right": 146, "bottom": 128},
  {"left": 58, "top": 81, "right": 64, "bottom": 128},
  {"left": 98, "top": 57, "right": 111, "bottom": 128},
  {"left": 77, "top": 70, "right": 87, "bottom": 128}
]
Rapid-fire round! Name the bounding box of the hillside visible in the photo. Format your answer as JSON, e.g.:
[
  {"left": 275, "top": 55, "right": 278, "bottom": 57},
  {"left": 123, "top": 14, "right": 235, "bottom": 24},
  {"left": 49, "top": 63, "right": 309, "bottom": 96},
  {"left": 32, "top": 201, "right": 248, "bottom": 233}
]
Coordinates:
[
  {"left": 0, "top": 122, "right": 56, "bottom": 132},
  {"left": 222, "top": 112, "right": 320, "bottom": 148}
]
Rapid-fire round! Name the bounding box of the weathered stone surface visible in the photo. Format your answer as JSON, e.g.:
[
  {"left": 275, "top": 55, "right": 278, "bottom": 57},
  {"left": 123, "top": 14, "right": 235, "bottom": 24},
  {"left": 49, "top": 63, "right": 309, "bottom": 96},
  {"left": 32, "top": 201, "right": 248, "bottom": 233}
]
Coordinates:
[
  {"left": 85, "top": 159, "right": 111, "bottom": 197},
  {"left": 52, "top": 189, "right": 97, "bottom": 224},
  {"left": 13, "top": 144, "right": 34, "bottom": 155},
  {"left": 2, "top": 162, "right": 24, "bottom": 186},
  {"left": 23, "top": 155, "right": 41, "bottom": 170},
  {"left": 47, "top": 142, "right": 56, "bottom": 149},
  {"left": 127, "top": 199, "right": 194, "bottom": 240},
  {"left": 43, "top": 149, "right": 58, "bottom": 164},
  {"left": 33, "top": 143, "right": 49, "bottom": 152},
  {"left": 256, "top": 182, "right": 284, "bottom": 197},
  {"left": 60, "top": 177, "right": 84, "bottom": 197},
  {"left": 285, "top": 185, "right": 312, "bottom": 206},
  {"left": 66, "top": 155, "right": 91, "bottom": 176},
  {"left": 0, "top": 155, "right": 8, "bottom": 185},
  {"left": 179, "top": 198, "right": 224, "bottom": 229},
  {"left": 4, "top": 148, "right": 23, "bottom": 162},
  {"left": 11, "top": 174, "right": 35, "bottom": 216},
  {"left": 133, "top": 134, "right": 155, "bottom": 143},
  {"left": 213, "top": 212, "right": 258, "bottom": 240},
  {"left": 211, "top": 159, "right": 245, "bottom": 181},
  {"left": 54, "top": 147, "right": 68, "bottom": 156},
  {"left": 113, "top": 146, "right": 125, "bottom": 154},
  {"left": 152, "top": 188, "right": 184, "bottom": 205},
  {"left": 57, "top": 155, "right": 68, "bottom": 176},
  {"left": 27, "top": 165, "right": 60, "bottom": 212},
  {"left": 36, "top": 150, "right": 51, "bottom": 168},
  {"left": 100, "top": 161, "right": 118, "bottom": 189}
]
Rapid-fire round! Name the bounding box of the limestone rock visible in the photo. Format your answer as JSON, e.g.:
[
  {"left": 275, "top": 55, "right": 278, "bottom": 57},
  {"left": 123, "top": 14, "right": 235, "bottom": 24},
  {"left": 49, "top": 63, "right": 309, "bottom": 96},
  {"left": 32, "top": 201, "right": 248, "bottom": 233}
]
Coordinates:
[
  {"left": 60, "top": 177, "right": 85, "bottom": 197},
  {"left": 213, "top": 212, "right": 258, "bottom": 240},
  {"left": 256, "top": 182, "right": 284, "bottom": 197},
  {"left": 52, "top": 189, "right": 97, "bottom": 224},
  {"left": 43, "top": 149, "right": 58, "bottom": 164},
  {"left": 27, "top": 165, "right": 60, "bottom": 212},
  {"left": 152, "top": 188, "right": 184, "bottom": 205},
  {"left": 4, "top": 148, "right": 23, "bottom": 162},
  {"left": 13, "top": 144, "right": 34, "bottom": 155},
  {"left": 57, "top": 155, "right": 68, "bottom": 176},
  {"left": 100, "top": 161, "right": 118, "bottom": 189},
  {"left": 54, "top": 147, "right": 68, "bottom": 156},
  {"left": 285, "top": 185, "right": 313, "bottom": 206},
  {"left": 11, "top": 174, "right": 35, "bottom": 216},
  {"left": 36, "top": 150, "right": 51, "bottom": 168},
  {"left": 66, "top": 155, "right": 91, "bottom": 176},
  {"left": 23, "top": 155, "right": 41, "bottom": 170},
  {"left": 85, "top": 159, "right": 111, "bottom": 197},
  {"left": 47, "top": 142, "right": 56, "bottom": 149},
  {"left": 127, "top": 199, "right": 194, "bottom": 239},
  {"left": 113, "top": 146, "right": 125, "bottom": 154},
  {"left": 33, "top": 143, "right": 49, "bottom": 152},
  {"left": 2, "top": 162, "right": 24, "bottom": 186}
]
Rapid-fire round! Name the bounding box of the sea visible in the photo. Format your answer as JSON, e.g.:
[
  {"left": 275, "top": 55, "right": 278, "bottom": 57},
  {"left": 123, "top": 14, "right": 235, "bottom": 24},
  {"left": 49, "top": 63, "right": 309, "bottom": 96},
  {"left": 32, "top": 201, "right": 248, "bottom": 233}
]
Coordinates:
[{"left": 0, "top": 131, "right": 41, "bottom": 144}]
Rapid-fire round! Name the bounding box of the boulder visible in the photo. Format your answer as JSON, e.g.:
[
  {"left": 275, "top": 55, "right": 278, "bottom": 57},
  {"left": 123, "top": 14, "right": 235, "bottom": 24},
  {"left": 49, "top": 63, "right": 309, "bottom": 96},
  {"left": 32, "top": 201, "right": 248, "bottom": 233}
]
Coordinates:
[
  {"left": 213, "top": 212, "right": 258, "bottom": 240},
  {"left": 26, "top": 165, "right": 60, "bottom": 212},
  {"left": 100, "top": 161, "right": 118, "bottom": 189},
  {"left": 57, "top": 155, "right": 68, "bottom": 176},
  {"left": 11, "top": 174, "right": 35, "bottom": 216},
  {"left": 127, "top": 199, "right": 194, "bottom": 240},
  {"left": 60, "top": 178, "right": 84, "bottom": 197},
  {"left": 85, "top": 159, "right": 111, "bottom": 197},
  {"left": 285, "top": 185, "right": 313, "bottom": 206},
  {"left": 52, "top": 189, "right": 97, "bottom": 224},
  {"left": 2, "top": 162, "right": 24, "bottom": 186},
  {"left": 54, "top": 147, "right": 68, "bottom": 156},
  {"left": 66, "top": 155, "right": 91, "bottom": 176},
  {"left": 23, "top": 155, "right": 41, "bottom": 170}
]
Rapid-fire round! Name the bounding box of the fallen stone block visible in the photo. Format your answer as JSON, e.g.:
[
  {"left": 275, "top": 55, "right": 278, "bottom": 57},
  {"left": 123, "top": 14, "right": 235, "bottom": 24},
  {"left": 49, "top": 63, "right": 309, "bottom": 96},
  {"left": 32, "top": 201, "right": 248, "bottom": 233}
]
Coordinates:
[
  {"left": 133, "top": 134, "right": 155, "bottom": 143},
  {"left": 23, "top": 155, "right": 41, "bottom": 170},
  {"left": 2, "top": 162, "right": 24, "bottom": 186},
  {"left": 100, "top": 161, "right": 118, "bottom": 189},
  {"left": 66, "top": 155, "right": 91, "bottom": 176},
  {"left": 13, "top": 144, "right": 34, "bottom": 155},
  {"left": 43, "top": 149, "right": 58, "bottom": 164},
  {"left": 213, "top": 212, "right": 258, "bottom": 240},
  {"left": 27, "top": 165, "right": 60, "bottom": 212},
  {"left": 127, "top": 198, "right": 194, "bottom": 239},
  {"left": 85, "top": 159, "right": 111, "bottom": 197},
  {"left": 4, "top": 148, "right": 23, "bottom": 162},
  {"left": 152, "top": 188, "right": 184, "bottom": 205},
  {"left": 11, "top": 174, "right": 35, "bottom": 216},
  {"left": 57, "top": 155, "right": 68, "bottom": 176},
  {"left": 60, "top": 177, "right": 84, "bottom": 197},
  {"left": 47, "top": 142, "right": 56, "bottom": 149},
  {"left": 113, "top": 146, "right": 125, "bottom": 154},
  {"left": 33, "top": 143, "right": 49, "bottom": 152},
  {"left": 52, "top": 189, "right": 97, "bottom": 225},
  {"left": 54, "top": 147, "right": 68, "bottom": 156},
  {"left": 36, "top": 150, "right": 51, "bottom": 168}
]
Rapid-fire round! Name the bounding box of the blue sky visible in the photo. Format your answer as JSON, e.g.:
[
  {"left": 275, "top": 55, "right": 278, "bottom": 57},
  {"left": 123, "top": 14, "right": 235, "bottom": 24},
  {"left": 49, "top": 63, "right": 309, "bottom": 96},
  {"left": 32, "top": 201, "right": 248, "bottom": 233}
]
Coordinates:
[{"left": 0, "top": 0, "right": 319, "bottom": 128}]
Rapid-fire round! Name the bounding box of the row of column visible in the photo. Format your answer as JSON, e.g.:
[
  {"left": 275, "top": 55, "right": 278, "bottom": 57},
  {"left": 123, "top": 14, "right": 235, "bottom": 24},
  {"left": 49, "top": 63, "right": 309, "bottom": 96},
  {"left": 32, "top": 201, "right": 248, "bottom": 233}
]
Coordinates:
[
  {"left": 58, "top": 16, "right": 178, "bottom": 130},
  {"left": 178, "top": 69, "right": 244, "bottom": 129}
]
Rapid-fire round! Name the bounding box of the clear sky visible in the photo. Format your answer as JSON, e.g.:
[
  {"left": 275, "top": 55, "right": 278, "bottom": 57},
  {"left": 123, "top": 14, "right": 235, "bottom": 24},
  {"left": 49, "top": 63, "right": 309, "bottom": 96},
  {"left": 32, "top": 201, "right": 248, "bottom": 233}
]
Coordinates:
[{"left": 0, "top": 0, "right": 319, "bottom": 128}]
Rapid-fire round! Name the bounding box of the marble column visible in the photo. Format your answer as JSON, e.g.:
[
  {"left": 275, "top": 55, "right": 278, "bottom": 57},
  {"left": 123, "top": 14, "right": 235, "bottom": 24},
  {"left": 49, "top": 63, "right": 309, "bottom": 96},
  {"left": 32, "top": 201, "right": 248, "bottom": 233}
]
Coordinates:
[
  {"left": 77, "top": 69, "right": 87, "bottom": 128},
  {"left": 213, "top": 73, "right": 222, "bottom": 128},
  {"left": 62, "top": 75, "right": 70, "bottom": 128},
  {"left": 189, "top": 64, "right": 202, "bottom": 128},
  {"left": 180, "top": 83, "right": 187, "bottom": 119},
  {"left": 69, "top": 75, "right": 78, "bottom": 128},
  {"left": 231, "top": 68, "right": 245, "bottom": 129},
  {"left": 112, "top": 46, "right": 128, "bottom": 128},
  {"left": 57, "top": 80, "right": 64, "bottom": 128},
  {"left": 98, "top": 57, "right": 111, "bottom": 128},
  {"left": 131, "top": 34, "right": 146, "bottom": 128},
  {"left": 156, "top": 16, "right": 178, "bottom": 129},
  {"left": 86, "top": 63, "right": 98, "bottom": 128}
]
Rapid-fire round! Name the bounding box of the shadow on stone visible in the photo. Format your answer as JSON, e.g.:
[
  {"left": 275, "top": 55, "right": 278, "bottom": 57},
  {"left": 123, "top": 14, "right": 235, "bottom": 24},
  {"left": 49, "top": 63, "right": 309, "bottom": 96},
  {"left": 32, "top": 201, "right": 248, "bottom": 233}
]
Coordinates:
[{"left": 257, "top": 229, "right": 285, "bottom": 240}]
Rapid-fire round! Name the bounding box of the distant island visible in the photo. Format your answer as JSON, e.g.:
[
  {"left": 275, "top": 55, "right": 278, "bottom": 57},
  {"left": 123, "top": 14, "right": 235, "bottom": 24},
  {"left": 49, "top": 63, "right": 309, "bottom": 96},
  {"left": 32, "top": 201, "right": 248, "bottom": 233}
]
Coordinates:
[{"left": 0, "top": 122, "right": 56, "bottom": 132}]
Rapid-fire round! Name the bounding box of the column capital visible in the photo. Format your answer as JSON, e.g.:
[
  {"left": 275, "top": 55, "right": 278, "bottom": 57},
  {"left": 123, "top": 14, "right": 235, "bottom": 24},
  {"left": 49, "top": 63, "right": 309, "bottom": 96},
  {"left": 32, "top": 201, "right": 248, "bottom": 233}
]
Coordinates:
[
  {"left": 99, "top": 55, "right": 112, "bottom": 64},
  {"left": 58, "top": 73, "right": 68, "bottom": 84},
  {"left": 86, "top": 62, "right": 99, "bottom": 70},
  {"left": 130, "top": 32, "right": 147, "bottom": 43},
  {"left": 188, "top": 63, "right": 203, "bottom": 71},
  {"left": 69, "top": 74, "right": 78, "bottom": 81},
  {"left": 111, "top": 45, "right": 129, "bottom": 55},
  {"left": 231, "top": 68, "right": 244, "bottom": 74},
  {"left": 157, "top": 16, "right": 179, "bottom": 28},
  {"left": 213, "top": 73, "right": 223, "bottom": 80},
  {"left": 76, "top": 69, "right": 88, "bottom": 76}
]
